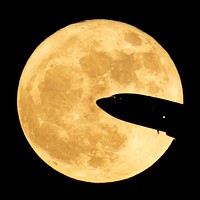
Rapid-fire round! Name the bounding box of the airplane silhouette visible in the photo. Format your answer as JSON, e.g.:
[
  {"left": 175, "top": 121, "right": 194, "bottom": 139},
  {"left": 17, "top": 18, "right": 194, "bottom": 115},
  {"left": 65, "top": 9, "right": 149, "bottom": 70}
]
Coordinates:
[{"left": 96, "top": 93, "right": 184, "bottom": 138}]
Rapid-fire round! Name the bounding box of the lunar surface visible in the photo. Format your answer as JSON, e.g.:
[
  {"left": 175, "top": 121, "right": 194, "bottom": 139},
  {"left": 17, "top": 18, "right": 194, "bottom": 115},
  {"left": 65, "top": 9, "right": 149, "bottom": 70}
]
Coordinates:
[{"left": 17, "top": 19, "right": 183, "bottom": 183}]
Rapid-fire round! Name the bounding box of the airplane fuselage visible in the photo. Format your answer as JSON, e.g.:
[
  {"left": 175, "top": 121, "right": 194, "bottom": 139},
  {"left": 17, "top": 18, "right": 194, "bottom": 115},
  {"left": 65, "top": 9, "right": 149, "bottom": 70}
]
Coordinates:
[{"left": 96, "top": 93, "right": 184, "bottom": 137}]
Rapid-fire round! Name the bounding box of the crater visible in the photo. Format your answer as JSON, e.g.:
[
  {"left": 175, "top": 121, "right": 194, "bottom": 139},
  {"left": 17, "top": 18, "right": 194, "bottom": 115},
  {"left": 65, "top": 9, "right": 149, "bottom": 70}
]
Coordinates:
[
  {"left": 110, "top": 52, "right": 140, "bottom": 85},
  {"left": 38, "top": 64, "right": 84, "bottom": 118},
  {"left": 124, "top": 31, "right": 142, "bottom": 46},
  {"left": 142, "top": 52, "right": 163, "bottom": 73},
  {"left": 80, "top": 51, "right": 112, "bottom": 78}
]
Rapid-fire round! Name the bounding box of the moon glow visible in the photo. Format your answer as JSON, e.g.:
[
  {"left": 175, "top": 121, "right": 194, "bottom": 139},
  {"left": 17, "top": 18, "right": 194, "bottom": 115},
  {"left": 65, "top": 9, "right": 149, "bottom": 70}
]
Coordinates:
[{"left": 17, "top": 19, "right": 183, "bottom": 183}]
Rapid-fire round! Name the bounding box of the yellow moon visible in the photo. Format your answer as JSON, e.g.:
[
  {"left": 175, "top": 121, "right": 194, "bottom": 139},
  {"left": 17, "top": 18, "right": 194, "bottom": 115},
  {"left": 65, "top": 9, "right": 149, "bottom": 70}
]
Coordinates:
[{"left": 17, "top": 19, "right": 183, "bottom": 183}]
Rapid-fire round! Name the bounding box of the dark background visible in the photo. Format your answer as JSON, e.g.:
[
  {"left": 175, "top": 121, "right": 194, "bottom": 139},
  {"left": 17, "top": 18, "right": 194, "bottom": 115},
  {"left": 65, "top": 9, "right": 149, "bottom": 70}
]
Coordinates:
[{"left": 10, "top": 2, "right": 197, "bottom": 198}]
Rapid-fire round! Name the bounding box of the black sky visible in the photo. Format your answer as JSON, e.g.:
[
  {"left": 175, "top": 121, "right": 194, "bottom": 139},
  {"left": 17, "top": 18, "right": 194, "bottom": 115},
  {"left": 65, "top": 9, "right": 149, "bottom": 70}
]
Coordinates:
[{"left": 10, "top": 2, "right": 198, "bottom": 198}]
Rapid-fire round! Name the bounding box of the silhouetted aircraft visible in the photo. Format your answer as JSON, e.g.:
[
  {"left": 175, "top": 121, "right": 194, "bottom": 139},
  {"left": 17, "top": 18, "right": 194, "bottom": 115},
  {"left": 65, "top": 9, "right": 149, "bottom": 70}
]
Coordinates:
[{"left": 96, "top": 93, "right": 184, "bottom": 138}]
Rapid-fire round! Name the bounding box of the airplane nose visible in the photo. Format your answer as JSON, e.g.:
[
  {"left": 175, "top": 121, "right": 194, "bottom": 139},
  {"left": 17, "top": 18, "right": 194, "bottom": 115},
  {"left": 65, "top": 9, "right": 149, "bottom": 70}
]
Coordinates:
[
  {"left": 96, "top": 96, "right": 122, "bottom": 117},
  {"left": 96, "top": 97, "right": 109, "bottom": 110},
  {"left": 96, "top": 98, "right": 103, "bottom": 108}
]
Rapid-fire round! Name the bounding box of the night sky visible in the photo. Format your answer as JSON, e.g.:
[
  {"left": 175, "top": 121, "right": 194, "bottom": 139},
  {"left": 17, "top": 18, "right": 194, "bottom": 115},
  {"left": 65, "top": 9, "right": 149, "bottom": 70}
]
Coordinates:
[{"left": 10, "top": 2, "right": 197, "bottom": 198}]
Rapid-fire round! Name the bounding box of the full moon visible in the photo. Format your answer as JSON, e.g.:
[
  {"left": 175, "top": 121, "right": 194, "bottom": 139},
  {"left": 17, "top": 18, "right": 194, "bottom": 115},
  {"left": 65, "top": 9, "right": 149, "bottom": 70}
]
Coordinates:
[{"left": 17, "top": 19, "right": 183, "bottom": 183}]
